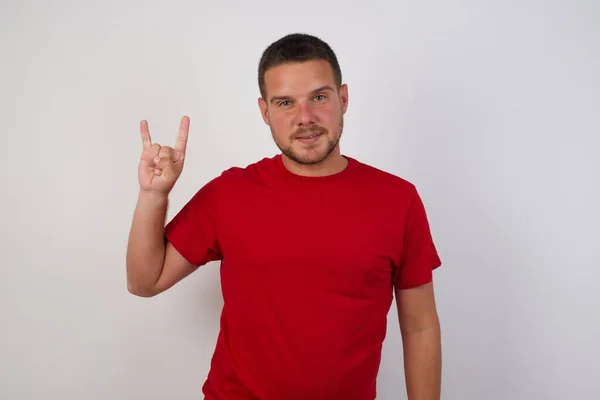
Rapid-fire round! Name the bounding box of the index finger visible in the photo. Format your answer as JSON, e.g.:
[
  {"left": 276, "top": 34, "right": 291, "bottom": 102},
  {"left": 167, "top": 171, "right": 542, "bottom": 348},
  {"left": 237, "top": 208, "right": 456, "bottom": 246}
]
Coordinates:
[
  {"left": 174, "top": 115, "right": 190, "bottom": 154},
  {"left": 140, "top": 120, "right": 152, "bottom": 149}
]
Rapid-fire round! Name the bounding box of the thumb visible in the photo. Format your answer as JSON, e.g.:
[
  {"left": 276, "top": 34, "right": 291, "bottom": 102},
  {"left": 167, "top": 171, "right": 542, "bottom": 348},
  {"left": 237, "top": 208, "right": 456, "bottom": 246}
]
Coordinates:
[{"left": 155, "top": 157, "right": 178, "bottom": 185}]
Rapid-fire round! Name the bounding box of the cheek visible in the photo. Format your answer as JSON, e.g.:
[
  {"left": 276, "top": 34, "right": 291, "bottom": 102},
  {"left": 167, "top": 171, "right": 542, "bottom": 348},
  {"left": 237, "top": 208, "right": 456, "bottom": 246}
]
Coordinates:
[
  {"left": 270, "top": 112, "right": 293, "bottom": 129},
  {"left": 317, "top": 107, "right": 339, "bottom": 125},
  {"left": 268, "top": 115, "right": 291, "bottom": 137}
]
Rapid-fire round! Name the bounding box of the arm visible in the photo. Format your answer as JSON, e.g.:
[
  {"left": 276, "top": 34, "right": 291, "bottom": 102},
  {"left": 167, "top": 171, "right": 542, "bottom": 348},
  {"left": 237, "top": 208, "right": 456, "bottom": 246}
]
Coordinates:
[
  {"left": 126, "top": 191, "right": 197, "bottom": 297},
  {"left": 396, "top": 281, "right": 442, "bottom": 400},
  {"left": 126, "top": 116, "right": 197, "bottom": 297}
]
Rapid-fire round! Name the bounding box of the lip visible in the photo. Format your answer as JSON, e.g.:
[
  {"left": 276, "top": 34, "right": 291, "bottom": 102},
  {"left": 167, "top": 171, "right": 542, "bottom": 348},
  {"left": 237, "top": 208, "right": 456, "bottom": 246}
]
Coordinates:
[{"left": 296, "top": 133, "right": 322, "bottom": 143}]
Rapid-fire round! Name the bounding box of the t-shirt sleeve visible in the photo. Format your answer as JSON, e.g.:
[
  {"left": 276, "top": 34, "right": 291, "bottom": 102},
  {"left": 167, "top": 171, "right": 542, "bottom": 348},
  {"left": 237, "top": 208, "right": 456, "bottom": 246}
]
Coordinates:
[
  {"left": 393, "top": 186, "right": 442, "bottom": 290},
  {"left": 164, "top": 176, "right": 223, "bottom": 267}
]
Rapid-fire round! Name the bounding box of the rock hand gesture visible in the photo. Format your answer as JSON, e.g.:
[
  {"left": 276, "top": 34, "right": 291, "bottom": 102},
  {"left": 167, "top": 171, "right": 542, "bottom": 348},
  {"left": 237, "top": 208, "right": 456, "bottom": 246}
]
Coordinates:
[{"left": 138, "top": 115, "right": 190, "bottom": 196}]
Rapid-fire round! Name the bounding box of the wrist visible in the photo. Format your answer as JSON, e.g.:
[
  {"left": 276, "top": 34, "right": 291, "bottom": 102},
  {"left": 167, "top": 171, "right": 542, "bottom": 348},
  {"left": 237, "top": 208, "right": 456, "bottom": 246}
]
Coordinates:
[{"left": 138, "top": 189, "right": 169, "bottom": 206}]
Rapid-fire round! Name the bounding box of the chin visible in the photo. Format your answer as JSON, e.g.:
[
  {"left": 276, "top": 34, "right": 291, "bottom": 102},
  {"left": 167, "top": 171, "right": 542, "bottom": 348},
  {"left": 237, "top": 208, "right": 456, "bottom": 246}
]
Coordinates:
[
  {"left": 274, "top": 131, "right": 341, "bottom": 165},
  {"left": 293, "top": 155, "right": 328, "bottom": 165},
  {"left": 286, "top": 146, "right": 334, "bottom": 165}
]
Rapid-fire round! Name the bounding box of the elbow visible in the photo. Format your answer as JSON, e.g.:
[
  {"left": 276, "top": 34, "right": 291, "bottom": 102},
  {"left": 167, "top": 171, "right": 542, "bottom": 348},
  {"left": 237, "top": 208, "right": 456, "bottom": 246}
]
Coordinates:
[
  {"left": 126, "top": 261, "right": 160, "bottom": 297},
  {"left": 127, "top": 280, "right": 158, "bottom": 298}
]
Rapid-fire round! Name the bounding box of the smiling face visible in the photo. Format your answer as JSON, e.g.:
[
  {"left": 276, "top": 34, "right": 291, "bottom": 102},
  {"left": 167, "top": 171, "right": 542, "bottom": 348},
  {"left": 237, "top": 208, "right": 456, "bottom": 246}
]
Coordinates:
[{"left": 258, "top": 59, "right": 349, "bottom": 169}]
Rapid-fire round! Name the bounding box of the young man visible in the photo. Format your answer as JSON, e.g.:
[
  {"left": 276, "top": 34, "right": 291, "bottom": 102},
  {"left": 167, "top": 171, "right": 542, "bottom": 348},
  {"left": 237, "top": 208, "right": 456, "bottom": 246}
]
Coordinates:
[{"left": 127, "top": 33, "right": 442, "bottom": 400}]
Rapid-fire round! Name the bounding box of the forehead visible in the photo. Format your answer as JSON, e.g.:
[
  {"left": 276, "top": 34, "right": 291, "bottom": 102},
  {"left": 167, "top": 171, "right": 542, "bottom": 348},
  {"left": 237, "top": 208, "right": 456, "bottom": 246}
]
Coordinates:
[{"left": 263, "top": 60, "right": 335, "bottom": 97}]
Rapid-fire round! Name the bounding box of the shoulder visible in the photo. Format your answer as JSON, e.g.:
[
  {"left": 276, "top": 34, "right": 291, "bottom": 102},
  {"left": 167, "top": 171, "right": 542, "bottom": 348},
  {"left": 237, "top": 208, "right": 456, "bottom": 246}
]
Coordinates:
[
  {"left": 349, "top": 156, "right": 417, "bottom": 196},
  {"left": 219, "top": 155, "right": 277, "bottom": 180},
  {"left": 182, "top": 156, "right": 276, "bottom": 210},
  {"left": 205, "top": 154, "right": 279, "bottom": 191}
]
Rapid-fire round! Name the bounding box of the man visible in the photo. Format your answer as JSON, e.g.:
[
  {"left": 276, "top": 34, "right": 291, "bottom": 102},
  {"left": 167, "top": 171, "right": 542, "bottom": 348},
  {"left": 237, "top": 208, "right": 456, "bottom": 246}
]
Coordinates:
[{"left": 127, "top": 33, "right": 442, "bottom": 400}]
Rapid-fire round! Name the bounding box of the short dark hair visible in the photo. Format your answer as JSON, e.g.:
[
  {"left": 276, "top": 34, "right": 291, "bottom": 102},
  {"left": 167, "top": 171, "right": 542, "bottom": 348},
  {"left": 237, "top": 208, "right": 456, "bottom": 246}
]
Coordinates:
[{"left": 258, "top": 33, "right": 342, "bottom": 99}]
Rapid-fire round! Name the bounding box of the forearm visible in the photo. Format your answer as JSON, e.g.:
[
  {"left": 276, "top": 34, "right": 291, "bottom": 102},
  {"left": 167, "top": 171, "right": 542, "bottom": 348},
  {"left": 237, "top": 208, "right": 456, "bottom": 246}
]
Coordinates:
[
  {"left": 126, "top": 191, "right": 169, "bottom": 293},
  {"left": 402, "top": 323, "right": 442, "bottom": 400}
]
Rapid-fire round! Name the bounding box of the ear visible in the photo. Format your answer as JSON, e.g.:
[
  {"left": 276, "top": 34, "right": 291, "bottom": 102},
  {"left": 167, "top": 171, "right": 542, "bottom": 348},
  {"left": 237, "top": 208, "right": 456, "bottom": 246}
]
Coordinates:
[
  {"left": 339, "top": 84, "right": 349, "bottom": 114},
  {"left": 258, "top": 97, "right": 271, "bottom": 126}
]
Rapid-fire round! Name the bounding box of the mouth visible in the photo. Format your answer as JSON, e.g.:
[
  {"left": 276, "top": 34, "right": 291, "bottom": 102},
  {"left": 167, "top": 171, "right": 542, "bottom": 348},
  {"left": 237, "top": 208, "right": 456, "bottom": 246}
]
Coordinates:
[{"left": 296, "top": 132, "right": 323, "bottom": 144}]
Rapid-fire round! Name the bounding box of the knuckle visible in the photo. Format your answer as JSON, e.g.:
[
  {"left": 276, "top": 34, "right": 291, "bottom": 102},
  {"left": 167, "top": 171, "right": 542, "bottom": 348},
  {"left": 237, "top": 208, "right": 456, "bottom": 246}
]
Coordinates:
[
  {"left": 158, "top": 158, "right": 172, "bottom": 168},
  {"left": 158, "top": 146, "right": 173, "bottom": 158}
]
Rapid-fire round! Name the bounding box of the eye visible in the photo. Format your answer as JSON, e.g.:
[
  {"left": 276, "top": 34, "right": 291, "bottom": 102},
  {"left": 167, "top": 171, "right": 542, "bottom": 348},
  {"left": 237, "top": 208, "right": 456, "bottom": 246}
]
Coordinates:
[
  {"left": 314, "top": 94, "right": 326, "bottom": 101},
  {"left": 278, "top": 100, "right": 292, "bottom": 107}
]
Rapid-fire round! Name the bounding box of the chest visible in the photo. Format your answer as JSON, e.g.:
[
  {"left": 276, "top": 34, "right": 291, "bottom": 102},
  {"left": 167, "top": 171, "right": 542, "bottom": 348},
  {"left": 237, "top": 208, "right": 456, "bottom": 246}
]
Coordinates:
[{"left": 218, "top": 185, "right": 402, "bottom": 296}]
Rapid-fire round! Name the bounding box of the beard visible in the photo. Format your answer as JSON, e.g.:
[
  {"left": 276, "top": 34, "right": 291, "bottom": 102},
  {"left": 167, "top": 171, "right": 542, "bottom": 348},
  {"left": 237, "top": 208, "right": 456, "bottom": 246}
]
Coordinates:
[{"left": 271, "top": 117, "right": 344, "bottom": 166}]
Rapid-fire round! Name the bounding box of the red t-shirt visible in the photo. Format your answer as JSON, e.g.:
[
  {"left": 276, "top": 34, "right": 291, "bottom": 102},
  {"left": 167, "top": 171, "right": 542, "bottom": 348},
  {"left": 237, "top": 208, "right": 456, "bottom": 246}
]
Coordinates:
[{"left": 165, "top": 154, "right": 441, "bottom": 400}]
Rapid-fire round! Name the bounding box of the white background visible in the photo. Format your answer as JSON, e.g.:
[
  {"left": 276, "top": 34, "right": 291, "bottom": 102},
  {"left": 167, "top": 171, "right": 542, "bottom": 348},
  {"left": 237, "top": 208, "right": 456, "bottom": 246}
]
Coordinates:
[{"left": 1, "top": 0, "right": 599, "bottom": 399}]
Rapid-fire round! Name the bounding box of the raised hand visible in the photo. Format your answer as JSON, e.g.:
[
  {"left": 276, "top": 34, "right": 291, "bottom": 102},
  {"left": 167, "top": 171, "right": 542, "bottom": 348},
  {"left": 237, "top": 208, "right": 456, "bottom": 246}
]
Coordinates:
[{"left": 138, "top": 115, "right": 190, "bottom": 196}]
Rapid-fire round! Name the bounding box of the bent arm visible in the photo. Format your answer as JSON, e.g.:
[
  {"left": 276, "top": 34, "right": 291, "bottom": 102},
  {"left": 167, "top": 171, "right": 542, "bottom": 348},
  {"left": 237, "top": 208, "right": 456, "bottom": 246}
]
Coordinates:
[
  {"left": 396, "top": 282, "right": 442, "bottom": 400},
  {"left": 126, "top": 191, "right": 195, "bottom": 297}
]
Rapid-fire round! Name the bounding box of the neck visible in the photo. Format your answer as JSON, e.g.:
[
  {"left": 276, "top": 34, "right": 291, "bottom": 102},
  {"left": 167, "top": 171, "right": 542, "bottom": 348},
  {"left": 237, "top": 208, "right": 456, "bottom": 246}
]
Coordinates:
[{"left": 281, "top": 150, "right": 348, "bottom": 177}]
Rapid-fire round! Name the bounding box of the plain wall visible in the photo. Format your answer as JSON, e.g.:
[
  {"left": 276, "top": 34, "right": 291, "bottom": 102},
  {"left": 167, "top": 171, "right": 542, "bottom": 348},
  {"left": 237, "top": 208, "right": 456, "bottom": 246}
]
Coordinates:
[{"left": 1, "top": 0, "right": 599, "bottom": 399}]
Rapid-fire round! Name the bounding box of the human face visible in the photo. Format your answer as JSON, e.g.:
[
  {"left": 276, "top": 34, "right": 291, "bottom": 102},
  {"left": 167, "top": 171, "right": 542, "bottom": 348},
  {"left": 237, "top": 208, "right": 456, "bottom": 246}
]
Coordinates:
[{"left": 258, "top": 60, "right": 348, "bottom": 167}]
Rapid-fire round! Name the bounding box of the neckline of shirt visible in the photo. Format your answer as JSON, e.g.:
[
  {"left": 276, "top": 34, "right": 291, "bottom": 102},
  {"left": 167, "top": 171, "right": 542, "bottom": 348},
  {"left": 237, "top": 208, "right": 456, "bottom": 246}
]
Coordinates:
[{"left": 273, "top": 153, "right": 357, "bottom": 184}]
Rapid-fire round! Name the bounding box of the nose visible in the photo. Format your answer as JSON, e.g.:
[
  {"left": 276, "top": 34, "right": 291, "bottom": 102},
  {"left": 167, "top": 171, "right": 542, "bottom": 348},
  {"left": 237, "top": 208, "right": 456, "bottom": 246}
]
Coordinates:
[{"left": 294, "top": 102, "right": 316, "bottom": 126}]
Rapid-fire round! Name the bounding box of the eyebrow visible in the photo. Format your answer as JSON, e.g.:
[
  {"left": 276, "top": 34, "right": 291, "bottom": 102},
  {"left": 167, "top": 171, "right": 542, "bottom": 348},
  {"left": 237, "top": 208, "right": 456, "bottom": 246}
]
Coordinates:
[{"left": 269, "top": 85, "right": 335, "bottom": 104}]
